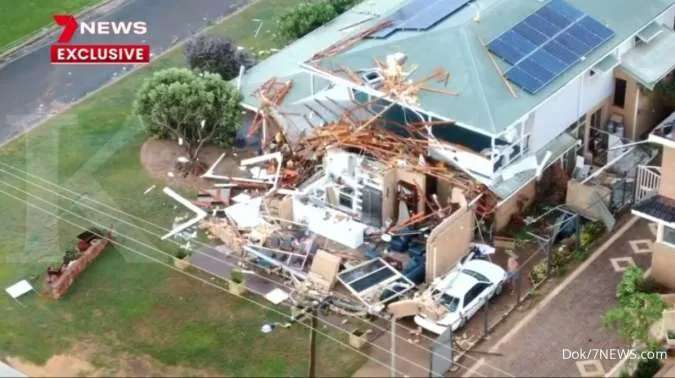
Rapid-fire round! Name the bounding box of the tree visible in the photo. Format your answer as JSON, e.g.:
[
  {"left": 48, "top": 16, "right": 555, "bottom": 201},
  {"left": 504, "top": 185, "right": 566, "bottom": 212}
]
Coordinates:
[
  {"left": 134, "top": 68, "right": 242, "bottom": 175},
  {"left": 328, "top": 0, "right": 358, "bottom": 13},
  {"left": 603, "top": 266, "right": 667, "bottom": 345},
  {"left": 276, "top": 1, "right": 338, "bottom": 43},
  {"left": 184, "top": 35, "right": 255, "bottom": 81}
]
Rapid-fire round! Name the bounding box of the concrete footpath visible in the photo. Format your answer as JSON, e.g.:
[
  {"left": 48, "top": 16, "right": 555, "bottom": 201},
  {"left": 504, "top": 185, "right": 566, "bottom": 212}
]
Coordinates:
[
  {"left": 0, "top": 361, "right": 26, "bottom": 377},
  {"left": 462, "top": 217, "right": 654, "bottom": 377}
]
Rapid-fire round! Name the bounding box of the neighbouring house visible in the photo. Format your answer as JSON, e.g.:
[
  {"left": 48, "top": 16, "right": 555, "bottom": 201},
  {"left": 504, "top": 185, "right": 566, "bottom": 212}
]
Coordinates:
[
  {"left": 631, "top": 112, "right": 675, "bottom": 290},
  {"left": 231, "top": 0, "right": 675, "bottom": 285}
]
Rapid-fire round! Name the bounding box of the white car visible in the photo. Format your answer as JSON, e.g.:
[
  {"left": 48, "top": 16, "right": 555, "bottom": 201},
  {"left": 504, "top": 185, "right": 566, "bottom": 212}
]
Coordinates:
[{"left": 414, "top": 259, "right": 507, "bottom": 335}]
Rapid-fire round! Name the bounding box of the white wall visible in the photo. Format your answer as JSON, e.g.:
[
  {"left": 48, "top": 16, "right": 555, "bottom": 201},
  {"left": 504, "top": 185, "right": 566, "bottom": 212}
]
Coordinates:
[
  {"left": 529, "top": 65, "right": 614, "bottom": 153},
  {"left": 581, "top": 70, "right": 614, "bottom": 114},
  {"left": 530, "top": 76, "right": 582, "bottom": 152},
  {"left": 617, "top": 38, "right": 634, "bottom": 58},
  {"left": 657, "top": 5, "right": 675, "bottom": 29}
]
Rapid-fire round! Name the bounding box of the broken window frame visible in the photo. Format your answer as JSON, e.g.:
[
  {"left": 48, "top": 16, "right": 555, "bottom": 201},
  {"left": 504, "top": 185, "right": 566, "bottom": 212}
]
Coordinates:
[{"left": 337, "top": 258, "right": 415, "bottom": 309}]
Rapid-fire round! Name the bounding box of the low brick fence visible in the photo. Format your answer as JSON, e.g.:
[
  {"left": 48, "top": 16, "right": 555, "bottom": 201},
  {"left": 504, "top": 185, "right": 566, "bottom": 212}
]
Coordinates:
[{"left": 47, "top": 231, "right": 112, "bottom": 299}]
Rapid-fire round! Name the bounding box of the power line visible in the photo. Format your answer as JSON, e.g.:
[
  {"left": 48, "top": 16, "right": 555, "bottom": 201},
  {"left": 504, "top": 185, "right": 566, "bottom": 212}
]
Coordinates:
[
  {"left": 0, "top": 177, "right": 490, "bottom": 378},
  {"left": 0, "top": 161, "right": 515, "bottom": 377},
  {"left": 0, "top": 161, "right": 514, "bottom": 377},
  {"left": 0, "top": 181, "right": 412, "bottom": 378}
]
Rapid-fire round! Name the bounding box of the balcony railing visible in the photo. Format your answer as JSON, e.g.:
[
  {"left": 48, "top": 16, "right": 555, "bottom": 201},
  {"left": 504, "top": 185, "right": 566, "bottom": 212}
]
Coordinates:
[{"left": 634, "top": 165, "right": 661, "bottom": 204}]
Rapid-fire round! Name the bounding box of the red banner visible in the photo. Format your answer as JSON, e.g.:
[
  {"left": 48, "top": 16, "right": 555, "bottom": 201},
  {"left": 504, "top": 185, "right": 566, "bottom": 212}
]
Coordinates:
[{"left": 51, "top": 44, "right": 150, "bottom": 64}]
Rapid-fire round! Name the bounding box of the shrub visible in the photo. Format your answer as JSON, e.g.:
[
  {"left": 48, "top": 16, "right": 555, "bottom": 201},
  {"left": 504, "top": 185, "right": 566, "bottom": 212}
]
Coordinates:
[
  {"left": 633, "top": 356, "right": 662, "bottom": 378},
  {"left": 275, "top": 1, "right": 339, "bottom": 43},
  {"left": 604, "top": 266, "right": 667, "bottom": 344},
  {"left": 174, "top": 249, "right": 189, "bottom": 260},
  {"left": 230, "top": 270, "right": 244, "bottom": 284},
  {"left": 580, "top": 221, "right": 605, "bottom": 249},
  {"left": 63, "top": 249, "right": 82, "bottom": 264},
  {"left": 529, "top": 260, "right": 548, "bottom": 285},
  {"left": 185, "top": 35, "right": 255, "bottom": 81},
  {"left": 328, "top": 0, "right": 358, "bottom": 13}
]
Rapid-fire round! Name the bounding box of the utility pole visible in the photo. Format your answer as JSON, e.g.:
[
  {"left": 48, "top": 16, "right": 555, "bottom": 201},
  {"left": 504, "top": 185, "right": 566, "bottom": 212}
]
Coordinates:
[
  {"left": 390, "top": 316, "right": 397, "bottom": 378},
  {"left": 308, "top": 306, "right": 317, "bottom": 378}
]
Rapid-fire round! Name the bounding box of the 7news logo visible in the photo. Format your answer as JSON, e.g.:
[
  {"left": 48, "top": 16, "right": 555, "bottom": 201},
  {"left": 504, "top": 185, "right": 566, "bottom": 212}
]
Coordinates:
[{"left": 51, "top": 14, "right": 150, "bottom": 64}]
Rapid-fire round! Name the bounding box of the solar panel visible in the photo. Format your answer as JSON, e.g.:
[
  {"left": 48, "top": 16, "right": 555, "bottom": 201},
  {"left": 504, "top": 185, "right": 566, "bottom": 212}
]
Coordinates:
[
  {"left": 405, "top": 0, "right": 473, "bottom": 30},
  {"left": 488, "top": 0, "right": 615, "bottom": 94},
  {"left": 368, "top": 0, "right": 471, "bottom": 39}
]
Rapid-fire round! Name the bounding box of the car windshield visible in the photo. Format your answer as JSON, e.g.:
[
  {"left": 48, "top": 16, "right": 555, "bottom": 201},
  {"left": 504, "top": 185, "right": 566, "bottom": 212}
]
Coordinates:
[
  {"left": 433, "top": 290, "right": 459, "bottom": 312},
  {"left": 463, "top": 268, "right": 489, "bottom": 282}
]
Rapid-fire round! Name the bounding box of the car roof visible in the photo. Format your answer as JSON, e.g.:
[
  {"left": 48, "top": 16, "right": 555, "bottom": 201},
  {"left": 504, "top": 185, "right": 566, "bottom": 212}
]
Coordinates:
[{"left": 441, "top": 272, "right": 478, "bottom": 299}]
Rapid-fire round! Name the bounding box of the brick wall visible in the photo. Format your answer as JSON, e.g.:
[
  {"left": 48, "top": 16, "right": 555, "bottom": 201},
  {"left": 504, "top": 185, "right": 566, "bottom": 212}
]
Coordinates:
[{"left": 48, "top": 233, "right": 111, "bottom": 299}]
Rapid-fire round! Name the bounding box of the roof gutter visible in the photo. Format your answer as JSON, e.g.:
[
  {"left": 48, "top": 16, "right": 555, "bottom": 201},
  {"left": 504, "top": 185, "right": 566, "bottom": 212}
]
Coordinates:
[{"left": 299, "top": 62, "right": 498, "bottom": 138}]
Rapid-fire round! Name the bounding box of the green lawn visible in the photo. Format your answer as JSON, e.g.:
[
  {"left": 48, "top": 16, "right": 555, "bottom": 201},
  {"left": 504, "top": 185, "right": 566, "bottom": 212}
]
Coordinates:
[
  {"left": 0, "top": 0, "right": 366, "bottom": 375},
  {"left": 0, "top": 0, "right": 102, "bottom": 53}
]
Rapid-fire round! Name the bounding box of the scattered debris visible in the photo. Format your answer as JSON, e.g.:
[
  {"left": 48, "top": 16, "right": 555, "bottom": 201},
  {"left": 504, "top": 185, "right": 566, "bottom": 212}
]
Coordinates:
[
  {"left": 143, "top": 185, "right": 156, "bottom": 195},
  {"left": 161, "top": 187, "right": 208, "bottom": 240}
]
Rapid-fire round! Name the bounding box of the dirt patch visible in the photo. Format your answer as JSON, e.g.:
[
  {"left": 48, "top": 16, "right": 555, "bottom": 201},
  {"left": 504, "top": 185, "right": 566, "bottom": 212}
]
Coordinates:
[
  {"left": 7, "top": 355, "right": 95, "bottom": 377},
  {"left": 7, "top": 341, "right": 219, "bottom": 377},
  {"left": 139, "top": 139, "right": 256, "bottom": 193}
]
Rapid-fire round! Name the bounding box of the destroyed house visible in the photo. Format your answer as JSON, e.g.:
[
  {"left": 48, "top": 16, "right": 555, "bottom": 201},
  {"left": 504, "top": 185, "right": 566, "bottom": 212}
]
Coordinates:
[{"left": 238, "top": 0, "right": 675, "bottom": 231}]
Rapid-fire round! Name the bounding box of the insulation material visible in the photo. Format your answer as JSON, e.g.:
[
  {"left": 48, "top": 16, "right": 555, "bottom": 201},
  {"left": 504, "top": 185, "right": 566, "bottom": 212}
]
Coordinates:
[{"left": 225, "top": 197, "right": 263, "bottom": 229}]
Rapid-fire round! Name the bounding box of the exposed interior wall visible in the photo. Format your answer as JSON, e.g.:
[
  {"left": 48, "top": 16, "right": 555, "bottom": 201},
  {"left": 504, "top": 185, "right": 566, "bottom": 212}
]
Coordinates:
[
  {"left": 565, "top": 180, "right": 612, "bottom": 219},
  {"left": 636, "top": 88, "right": 666, "bottom": 139},
  {"left": 425, "top": 206, "right": 473, "bottom": 282},
  {"left": 612, "top": 69, "right": 640, "bottom": 139},
  {"left": 381, "top": 168, "right": 396, "bottom": 225},
  {"left": 494, "top": 180, "right": 536, "bottom": 231},
  {"left": 660, "top": 147, "right": 675, "bottom": 199},
  {"left": 396, "top": 168, "right": 427, "bottom": 214},
  {"left": 651, "top": 241, "right": 675, "bottom": 291},
  {"left": 278, "top": 195, "right": 294, "bottom": 221},
  {"left": 435, "top": 179, "right": 454, "bottom": 207}
]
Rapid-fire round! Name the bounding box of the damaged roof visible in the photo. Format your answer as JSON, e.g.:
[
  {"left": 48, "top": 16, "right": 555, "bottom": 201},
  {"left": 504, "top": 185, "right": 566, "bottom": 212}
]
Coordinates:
[
  {"left": 309, "top": 0, "right": 675, "bottom": 134},
  {"left": 236, "top": 0, "right": 408, "bottom": 110}
]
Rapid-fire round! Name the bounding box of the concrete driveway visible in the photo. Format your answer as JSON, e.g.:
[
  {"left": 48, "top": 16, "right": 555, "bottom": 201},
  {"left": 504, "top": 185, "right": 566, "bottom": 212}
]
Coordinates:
[{"left": 0, "top": 0, "right": 248, "bottom": 144}]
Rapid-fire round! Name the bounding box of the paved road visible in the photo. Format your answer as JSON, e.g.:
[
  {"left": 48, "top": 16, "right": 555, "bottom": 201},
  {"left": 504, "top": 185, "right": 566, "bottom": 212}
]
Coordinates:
[
  {"left": 0, "top": 0, "right": 248, "bottom": 144},
  {"left": 0, "top": 361, "right": 26, "bottom": 377},
  {"left": 464, "top": 218, "right": 655, "bottom": 377}
]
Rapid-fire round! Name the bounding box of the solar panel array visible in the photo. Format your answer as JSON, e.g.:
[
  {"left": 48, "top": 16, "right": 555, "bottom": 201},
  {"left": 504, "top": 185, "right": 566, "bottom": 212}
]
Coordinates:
[
  {"left": 369, "top": 0, "right": 471, "bottom": 39},
  {"left": 488, "top": 0, "right": 615, "bottom": 94}
]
